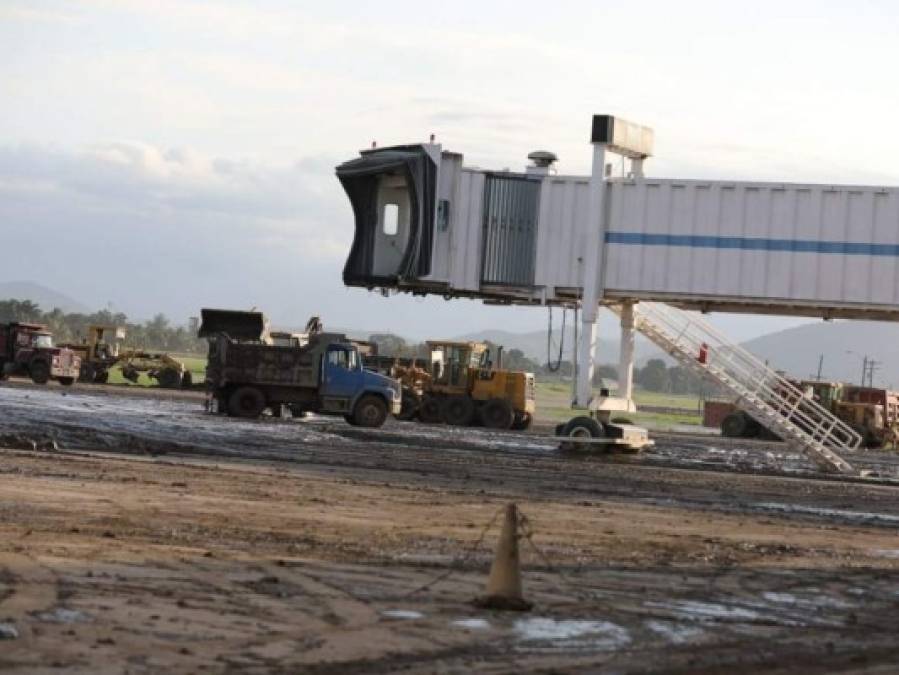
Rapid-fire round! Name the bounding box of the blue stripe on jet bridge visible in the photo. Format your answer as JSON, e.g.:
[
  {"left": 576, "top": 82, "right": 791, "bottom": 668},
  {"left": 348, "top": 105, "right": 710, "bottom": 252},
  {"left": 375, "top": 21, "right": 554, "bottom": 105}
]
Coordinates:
[{"left": 604, "top": 232, "right": 899, "bottom": 256}]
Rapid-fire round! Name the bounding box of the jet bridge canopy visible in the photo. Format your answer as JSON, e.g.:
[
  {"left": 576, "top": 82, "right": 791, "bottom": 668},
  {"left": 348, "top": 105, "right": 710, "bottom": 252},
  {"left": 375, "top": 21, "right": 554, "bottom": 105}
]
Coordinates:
[{"left": 336, "top": 145, "right": 437, "bottom": 286}]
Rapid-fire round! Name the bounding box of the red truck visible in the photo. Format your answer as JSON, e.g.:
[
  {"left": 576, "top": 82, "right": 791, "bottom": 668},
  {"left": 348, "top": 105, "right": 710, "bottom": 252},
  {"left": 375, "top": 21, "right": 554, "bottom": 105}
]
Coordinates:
[{"left": 0, "top": 322, "right": 81, "bottom": 386}]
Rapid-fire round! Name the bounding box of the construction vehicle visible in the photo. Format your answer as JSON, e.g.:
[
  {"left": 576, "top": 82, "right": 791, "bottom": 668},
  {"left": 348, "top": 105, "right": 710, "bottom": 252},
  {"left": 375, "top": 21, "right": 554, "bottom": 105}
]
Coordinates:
[
  {"left": 0, "top": 322, "right": 81, "bottom": 386},
  {"left": 717, "top": 380, "right": 898, "bottom": 448},
  {"left": 62, "top": 325, "right": 192, "bottom": 388},
  {"left": 200, "top": 308, "right": 401, "bottom": 426},
  {"left": 62, "top": 325, "right": 125, "bottom": 383},
  {"left": 365, "top": 340, "right": 536, "bottom": 430}
]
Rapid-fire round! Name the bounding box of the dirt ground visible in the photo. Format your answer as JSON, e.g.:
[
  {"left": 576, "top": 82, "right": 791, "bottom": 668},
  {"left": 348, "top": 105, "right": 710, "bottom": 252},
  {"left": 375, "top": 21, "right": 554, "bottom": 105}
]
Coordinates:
[{"left": 1, "top": 381, "right": 899, "bottom": 673}]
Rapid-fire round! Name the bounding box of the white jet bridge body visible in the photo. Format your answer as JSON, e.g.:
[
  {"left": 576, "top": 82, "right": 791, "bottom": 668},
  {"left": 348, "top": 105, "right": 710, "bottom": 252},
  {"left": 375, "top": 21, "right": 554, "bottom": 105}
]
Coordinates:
[{"left": 336, "top": 115, "right": 899, "bottom": 473}]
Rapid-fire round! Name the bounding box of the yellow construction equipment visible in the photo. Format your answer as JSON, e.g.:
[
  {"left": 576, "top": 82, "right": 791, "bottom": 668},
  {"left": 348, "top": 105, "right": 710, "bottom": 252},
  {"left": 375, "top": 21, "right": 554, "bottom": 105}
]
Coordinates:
[
  {"left": 63, "top": 324, "right": 191, "bottom": 388},
  {"left": 367, "top": 340, "right": 535, "bottom": 430}
]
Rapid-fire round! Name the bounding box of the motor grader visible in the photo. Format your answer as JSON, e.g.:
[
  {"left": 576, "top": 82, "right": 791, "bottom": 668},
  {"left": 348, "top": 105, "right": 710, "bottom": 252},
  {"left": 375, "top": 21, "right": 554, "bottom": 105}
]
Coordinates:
[
  {"left": 63, "top": 324, "right": 191, "bottom": 388},
  {"left": 365, "top": 340, "right": 536, "bottom": 430}
]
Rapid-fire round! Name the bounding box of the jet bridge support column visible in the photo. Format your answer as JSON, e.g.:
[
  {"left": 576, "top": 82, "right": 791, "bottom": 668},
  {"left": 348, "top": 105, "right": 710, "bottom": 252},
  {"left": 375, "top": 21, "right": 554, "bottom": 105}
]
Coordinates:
[
  {"left": 617, "top": 301, "right": 636, "bottom": 403},
  {"left": 575, "top": 142, "right": 607, "bottom": 407}
]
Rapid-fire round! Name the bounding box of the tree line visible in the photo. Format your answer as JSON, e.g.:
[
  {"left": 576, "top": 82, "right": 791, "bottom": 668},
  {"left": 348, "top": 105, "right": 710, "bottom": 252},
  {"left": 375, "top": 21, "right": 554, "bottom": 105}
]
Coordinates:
[{"left": 0, "top": 299, "right": 204, "bottom": 353}]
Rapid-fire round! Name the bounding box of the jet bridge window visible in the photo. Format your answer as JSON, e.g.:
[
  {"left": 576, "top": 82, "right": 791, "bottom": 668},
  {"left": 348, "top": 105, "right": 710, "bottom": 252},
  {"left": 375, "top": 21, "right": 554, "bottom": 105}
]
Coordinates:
[{"left": 383, "top": 203, "right": 399, "bottom": 236}]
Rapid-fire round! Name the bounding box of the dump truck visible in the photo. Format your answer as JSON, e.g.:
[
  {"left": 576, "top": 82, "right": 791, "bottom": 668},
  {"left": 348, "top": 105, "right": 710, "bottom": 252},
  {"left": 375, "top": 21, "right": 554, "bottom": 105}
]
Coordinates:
[
  {"left": 200, "top": 309, "right": 401, "bottom": 427},
  {"left": 364, "top": 340, "right": 536, "bottom": 430},
  {"left": 0, "top": 322, "right": 81, "bottom": 386},
  {"left": 715, "top": 380, "right": 898, "bottom": 447}
]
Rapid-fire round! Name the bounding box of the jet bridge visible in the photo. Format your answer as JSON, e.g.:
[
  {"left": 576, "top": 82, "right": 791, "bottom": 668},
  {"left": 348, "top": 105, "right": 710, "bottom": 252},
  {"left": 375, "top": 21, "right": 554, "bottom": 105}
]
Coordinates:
[{"left": 335, "top": 115, "right": 899, "bottom": 470}]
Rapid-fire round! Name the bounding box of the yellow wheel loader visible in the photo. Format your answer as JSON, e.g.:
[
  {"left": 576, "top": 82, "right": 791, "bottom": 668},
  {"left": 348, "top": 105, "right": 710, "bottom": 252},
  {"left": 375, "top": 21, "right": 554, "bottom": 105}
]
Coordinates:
[{"left": 366, "top": 340, "right": 536, "bottom": 430}]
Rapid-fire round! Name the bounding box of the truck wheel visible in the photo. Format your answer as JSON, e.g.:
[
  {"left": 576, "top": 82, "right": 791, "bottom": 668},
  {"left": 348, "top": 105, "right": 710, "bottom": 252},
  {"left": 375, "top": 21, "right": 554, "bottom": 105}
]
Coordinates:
[
  {"left": 94, "top": 370, "right": 109, "bottom": 384},
  {"left": 30, "top": 360, "right": 50, "bottom": 385},
  {"left": 157, "top": 368, "right": 183, "bottom": 389},
  {"left": 228, "top": 386, "right": 266, "bottom": 418},
  {"left": 511, "top": 412, "right": 532, "bottom": 431},
  {"left": 441, "top": 395, "right": 475, "bottom": 426},
  {"left": 722, "top": 412, "right": 749, "bottom": 438},
  {"left": 481, "top": 398, "right": 515, "bottom": 430},
  {"left": 352, "top": 394, "right": 388, "bottom": 428},
  {"left": 418, "top": 395, "right": 442, "bottom": 424},
  {"left": 58, "top": 377, "right": 75, "bottom": 387},
  {"left": 182, "top": 371, "right": 193, "bottom": 388}
]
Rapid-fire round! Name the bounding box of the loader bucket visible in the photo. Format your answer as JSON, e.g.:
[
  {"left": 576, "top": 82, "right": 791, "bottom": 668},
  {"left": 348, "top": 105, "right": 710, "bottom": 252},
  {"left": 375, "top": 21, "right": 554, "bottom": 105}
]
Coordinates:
[{"left": 198, "top": 309, "right": 266, "bottom": 341}]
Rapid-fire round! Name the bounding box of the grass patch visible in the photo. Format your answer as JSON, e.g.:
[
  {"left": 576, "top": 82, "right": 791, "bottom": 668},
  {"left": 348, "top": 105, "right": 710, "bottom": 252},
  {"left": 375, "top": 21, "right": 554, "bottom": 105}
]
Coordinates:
[{"left": 535, "top": 380, "right": 702, "bottom": 429}]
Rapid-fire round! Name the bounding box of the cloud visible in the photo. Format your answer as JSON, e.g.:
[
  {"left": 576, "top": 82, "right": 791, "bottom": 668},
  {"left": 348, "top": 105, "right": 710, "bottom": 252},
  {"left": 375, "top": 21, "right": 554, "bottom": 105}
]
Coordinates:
[{"left": 0, "top": 142, "right": 352, "bottom": 319}]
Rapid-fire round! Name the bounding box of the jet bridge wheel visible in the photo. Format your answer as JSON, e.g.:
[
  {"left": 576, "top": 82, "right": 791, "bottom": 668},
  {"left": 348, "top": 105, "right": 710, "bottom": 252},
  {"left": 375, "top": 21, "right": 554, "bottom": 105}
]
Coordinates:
[
  {"left": 558, "top": 415, "right": 604, "bottom": 451},
  {"left": 441, "top": 395, "right": 476, "bottom": 426},
  {"left": 228, "top": 386, "right": 267, "bottom": 418}
]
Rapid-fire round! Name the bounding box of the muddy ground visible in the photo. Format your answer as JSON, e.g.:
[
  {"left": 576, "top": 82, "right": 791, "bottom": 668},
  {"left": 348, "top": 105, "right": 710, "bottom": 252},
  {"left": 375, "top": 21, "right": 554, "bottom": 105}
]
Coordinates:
[{"left": 1, "top": 381, "right": 898, "bottom": 674}]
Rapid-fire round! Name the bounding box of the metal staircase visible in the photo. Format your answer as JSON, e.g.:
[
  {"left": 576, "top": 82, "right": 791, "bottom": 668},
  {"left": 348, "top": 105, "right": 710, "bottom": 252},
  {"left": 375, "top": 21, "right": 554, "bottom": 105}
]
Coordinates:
[{"left": 615, "top": 302, "right": 860, "bottom": 475}]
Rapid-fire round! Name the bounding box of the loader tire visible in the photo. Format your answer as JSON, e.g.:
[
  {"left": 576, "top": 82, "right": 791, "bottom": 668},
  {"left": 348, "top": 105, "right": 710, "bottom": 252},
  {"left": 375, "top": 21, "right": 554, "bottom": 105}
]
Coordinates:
[
  {"left": 511, "top": 411, "right": 532, "bottom": 431},
  {"left": 481, "top": 398, "right": 515, "bottom": 430},
  {"left": 441, "top": 395, "right": 476, "bottom": 426},
  {"left": 58, "top": 377, "right": 75, "bottom": 387},
  {"left": 94, "top": 370, "right": 109, "bottom": 384},
  {"left": 30, "top": 360, "right": 50, "bottom": 385},
  {"left": 396, "top": 387, "right": 420, "bottom": 420},
  {"left": 182, "top": 371, "right": 193, "bottom": 389},
  {"left": 418, "top": 395, "right": 442, "bottom": 424},
  {"left": 228, "top": 386, "right": 266, "bottom": 418},
  {"left": 157, "top": 368, "right": 183, "bottom": 389},
  {"left": 352, "top": 394, "right": 388, "bottom": 428}
]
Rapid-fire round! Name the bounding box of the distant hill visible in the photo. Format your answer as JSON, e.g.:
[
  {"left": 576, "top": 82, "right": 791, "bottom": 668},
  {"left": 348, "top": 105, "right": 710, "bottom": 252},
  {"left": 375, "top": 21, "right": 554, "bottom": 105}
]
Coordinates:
[
  {"left": 743, "top": 320, "right": 899, "bottom": 388},
  {"left": 451, "top": 328, "right": 663, "bottom": 366},
  {"left": 0, "top": 281, "right": 91, "bottom": 314}
]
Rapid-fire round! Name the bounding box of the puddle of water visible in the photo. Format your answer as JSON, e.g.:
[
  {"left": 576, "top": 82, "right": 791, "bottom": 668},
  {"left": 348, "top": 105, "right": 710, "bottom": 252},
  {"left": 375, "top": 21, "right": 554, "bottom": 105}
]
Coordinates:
[
  {"left": 381, "top": 609, "right": 424, "bottom": 620},
  {"left": 35, "top": 608, "right": 91, "bottom": 624},
  {"left": 513, "top": 617, "right": 631, "bottom": 650},
  {"left": 647, "top": 600, "right": 759, "bottom": 622},
  {"left": 762, "top": 592, "right": 798, "bottom": 604},
  {"left": 872, "top": 549, "right": 899, "bottom": 558},
  {"left": 452, "top": 618, "right": 491, "bottom": 630},
  {"left": 756, "top": 502, "right": 899, "bottom": 525},
  {"left": 644, "top": 619, "right": 704, "bottom": 644},
  {"left": 0, "top": 622, "right": 18, "bottom": 639}
]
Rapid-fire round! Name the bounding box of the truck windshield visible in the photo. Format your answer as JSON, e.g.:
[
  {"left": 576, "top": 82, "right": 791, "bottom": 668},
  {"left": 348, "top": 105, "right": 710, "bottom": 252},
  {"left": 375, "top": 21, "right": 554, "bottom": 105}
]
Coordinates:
[{"left": 33, "top": 334, "right": 53, "bottom": 349}]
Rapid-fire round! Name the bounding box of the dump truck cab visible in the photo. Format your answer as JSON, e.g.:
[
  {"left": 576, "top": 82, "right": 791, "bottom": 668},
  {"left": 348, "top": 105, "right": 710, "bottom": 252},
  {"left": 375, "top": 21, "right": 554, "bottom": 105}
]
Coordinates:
[{"left": 0, "top": 322, "right": 81, "bottom": 386}]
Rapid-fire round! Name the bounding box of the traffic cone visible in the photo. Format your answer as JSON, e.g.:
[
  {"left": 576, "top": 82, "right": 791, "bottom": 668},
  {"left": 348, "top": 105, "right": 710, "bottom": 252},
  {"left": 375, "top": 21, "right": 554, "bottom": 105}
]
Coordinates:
[{"left": 473, "top": 503, "right": 533, "bottom": 611}]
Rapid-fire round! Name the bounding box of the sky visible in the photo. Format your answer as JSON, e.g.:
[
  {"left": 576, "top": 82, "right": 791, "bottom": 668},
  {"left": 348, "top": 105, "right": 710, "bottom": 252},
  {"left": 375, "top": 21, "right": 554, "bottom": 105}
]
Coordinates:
[{"left": 4, "top": 0, "right": 899, "bottom": 342}]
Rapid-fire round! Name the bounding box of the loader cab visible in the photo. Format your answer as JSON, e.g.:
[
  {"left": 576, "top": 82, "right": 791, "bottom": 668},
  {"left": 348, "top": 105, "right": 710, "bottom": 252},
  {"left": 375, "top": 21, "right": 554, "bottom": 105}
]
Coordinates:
[
  {"left": 336, "top": 145, "right": 437, "bottom": 287},
  {"left": 426, "top": 341, "right": 488, "bottom": 392}
]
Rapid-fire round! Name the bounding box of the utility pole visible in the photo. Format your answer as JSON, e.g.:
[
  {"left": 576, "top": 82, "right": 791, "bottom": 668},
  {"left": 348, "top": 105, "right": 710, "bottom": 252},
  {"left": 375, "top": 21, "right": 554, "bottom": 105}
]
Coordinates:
[
  {"left": 816, "top": 354, "right": 824, "bottom": 381},
  {"left": 866, "top": 359, "right": 880, "bottom": 387},
  {"left": 861, "top": 355, "right": 868, "bottom": 386}
]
